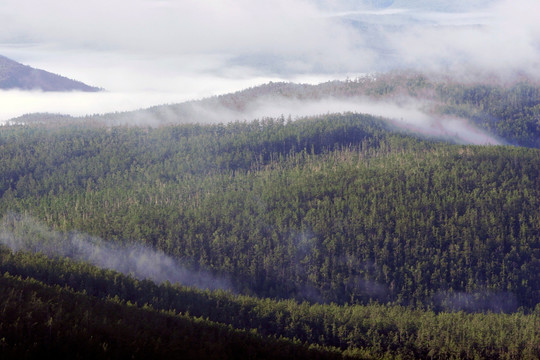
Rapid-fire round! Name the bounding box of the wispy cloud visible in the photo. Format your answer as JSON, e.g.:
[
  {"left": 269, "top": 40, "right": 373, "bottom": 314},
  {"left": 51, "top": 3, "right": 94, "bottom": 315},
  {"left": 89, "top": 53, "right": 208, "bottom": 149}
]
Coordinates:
[
  {"left": 0, "top": 213, "right": 233, "bottom": 291},
  {"left": 215, "top": 96, "right": 502, "bottom": 145}
]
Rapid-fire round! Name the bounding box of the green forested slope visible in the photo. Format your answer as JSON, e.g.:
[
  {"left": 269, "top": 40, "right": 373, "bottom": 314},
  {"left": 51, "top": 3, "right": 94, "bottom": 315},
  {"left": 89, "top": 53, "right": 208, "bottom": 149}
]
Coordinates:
[
  {"left": 133, "top": 74, "right": 540, "bottom": 148},
  {"left": 1, "top": 249, "right": 538, "bottom": 359},
  {"left": 315, "top": 73, "right": 540, "bottom": 148},
  {"left": 1, "top": 111, "right": 539, "bottom": 358},
  {"left": 1, "top": 114, "right": 538, "bottom": 310},
  {"left": 0, "top": 271, "right": 342, "bottom": 360}
]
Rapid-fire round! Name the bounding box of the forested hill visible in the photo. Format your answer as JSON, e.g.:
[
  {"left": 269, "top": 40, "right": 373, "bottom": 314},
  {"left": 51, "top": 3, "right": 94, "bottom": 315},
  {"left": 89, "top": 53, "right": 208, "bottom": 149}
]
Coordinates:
[
  {"left": 1, "top": 110, "right": 539, "bottom": 358},
  {"left": 9, "top": 72, "right": 540, "bottom": 148},
  {"left": 169, "top": 73, "right": 540, "bottom": 148}
]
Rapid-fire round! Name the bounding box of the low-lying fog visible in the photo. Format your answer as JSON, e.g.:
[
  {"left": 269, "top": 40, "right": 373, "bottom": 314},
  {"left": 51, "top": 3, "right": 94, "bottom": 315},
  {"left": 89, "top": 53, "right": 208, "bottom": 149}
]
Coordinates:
[
  {"left": 0, "top": 213, "right": 233, "bottom": 291},
  {"left": 0, "top": 90, "right": 502, "bottom": 146}
]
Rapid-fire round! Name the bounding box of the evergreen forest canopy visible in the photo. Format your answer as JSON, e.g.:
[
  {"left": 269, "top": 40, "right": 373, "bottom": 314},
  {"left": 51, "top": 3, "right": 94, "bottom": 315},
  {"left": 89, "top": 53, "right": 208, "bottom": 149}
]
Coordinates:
[{"left": 0, "top": 72, "right": 539, "bottom": 359}]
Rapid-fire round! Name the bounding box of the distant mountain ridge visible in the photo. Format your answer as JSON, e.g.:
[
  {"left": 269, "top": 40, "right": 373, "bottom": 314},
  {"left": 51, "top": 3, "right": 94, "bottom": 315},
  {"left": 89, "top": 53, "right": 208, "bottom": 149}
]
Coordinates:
[{"left": 0, "top": 55, "right": 101, "bottom": 92}]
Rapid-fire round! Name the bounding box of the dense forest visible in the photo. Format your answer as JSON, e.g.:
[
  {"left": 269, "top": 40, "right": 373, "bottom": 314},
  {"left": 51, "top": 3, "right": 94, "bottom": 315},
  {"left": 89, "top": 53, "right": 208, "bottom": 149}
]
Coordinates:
[
  {"left": 1, "top": 249, "right": 538, "bottom": 359},
  {"left": 1, "top": 76, "right": 539, "bottom": 358}
]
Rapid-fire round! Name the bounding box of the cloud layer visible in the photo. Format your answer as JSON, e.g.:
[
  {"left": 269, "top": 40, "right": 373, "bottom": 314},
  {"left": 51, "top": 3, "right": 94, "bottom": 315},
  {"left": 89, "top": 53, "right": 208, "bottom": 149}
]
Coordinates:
[{"left": 1, "top": 0, "right": 539, "bottom": 119}]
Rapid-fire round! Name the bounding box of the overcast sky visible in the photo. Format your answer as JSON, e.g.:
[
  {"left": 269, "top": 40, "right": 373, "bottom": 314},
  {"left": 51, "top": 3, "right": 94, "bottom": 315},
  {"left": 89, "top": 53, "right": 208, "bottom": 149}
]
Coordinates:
[{"left": 1, "top": 0, "right": 539, "bottom": 121}]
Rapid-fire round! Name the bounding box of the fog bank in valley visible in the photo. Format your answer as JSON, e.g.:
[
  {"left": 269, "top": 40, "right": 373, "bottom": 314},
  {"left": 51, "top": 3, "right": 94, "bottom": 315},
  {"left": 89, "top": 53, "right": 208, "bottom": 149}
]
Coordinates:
[
  {"left": 109, "top": 95, "right": 501, "bottom": 146},
  {"left": 236, "top": 96, "right": 502, "bottom": 145}
]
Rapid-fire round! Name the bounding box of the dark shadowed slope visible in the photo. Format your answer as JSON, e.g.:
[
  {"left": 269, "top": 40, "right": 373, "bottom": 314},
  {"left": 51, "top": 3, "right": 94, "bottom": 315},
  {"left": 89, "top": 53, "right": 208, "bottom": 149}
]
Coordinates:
[{"left": 0, "top": 55, "right": 101, "bottom": 92}]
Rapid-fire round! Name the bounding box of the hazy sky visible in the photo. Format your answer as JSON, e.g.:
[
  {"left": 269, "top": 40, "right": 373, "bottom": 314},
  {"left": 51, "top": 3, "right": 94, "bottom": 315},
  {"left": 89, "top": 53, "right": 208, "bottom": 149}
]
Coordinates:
[{"left": 1, "top": 0, "right": 539, "bottom": 121}]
